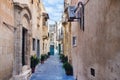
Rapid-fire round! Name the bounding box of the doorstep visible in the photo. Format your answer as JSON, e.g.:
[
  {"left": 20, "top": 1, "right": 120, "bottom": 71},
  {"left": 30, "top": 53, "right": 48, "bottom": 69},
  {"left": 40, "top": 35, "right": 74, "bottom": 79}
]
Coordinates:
[{"left": 13, "top": 68, "right": 31, "bottom": 80}]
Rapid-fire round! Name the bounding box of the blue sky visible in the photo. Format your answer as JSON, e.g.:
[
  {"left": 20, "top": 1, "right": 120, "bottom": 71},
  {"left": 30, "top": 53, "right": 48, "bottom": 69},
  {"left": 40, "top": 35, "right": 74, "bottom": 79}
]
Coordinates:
[{"left": 42, "top": 0, "right": 64, "bottom": 24}]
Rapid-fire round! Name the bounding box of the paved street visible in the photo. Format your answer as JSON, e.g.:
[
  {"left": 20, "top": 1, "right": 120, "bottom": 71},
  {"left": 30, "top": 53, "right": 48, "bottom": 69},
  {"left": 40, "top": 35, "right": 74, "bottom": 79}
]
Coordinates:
[{"left": 30, "top": 55, "right": 74, "bottom": 80}]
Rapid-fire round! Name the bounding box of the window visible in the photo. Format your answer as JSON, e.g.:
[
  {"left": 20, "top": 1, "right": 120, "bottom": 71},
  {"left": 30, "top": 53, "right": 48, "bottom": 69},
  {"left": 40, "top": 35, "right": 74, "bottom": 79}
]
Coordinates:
[
  {"left": 73, "top": 36, "right": 76, "bottom": 46},
  {"left": 91, "top": 68, "right": 95, "bottom": 77},
  {"left": 32, "top": 38, "right": 35, "bottom": 50}
]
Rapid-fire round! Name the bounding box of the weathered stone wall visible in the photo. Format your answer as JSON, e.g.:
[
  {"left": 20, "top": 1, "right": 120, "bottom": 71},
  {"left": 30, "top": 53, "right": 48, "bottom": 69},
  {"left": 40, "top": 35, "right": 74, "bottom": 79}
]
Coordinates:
[
  {"left": 63, "top": 0, "right": 73, "bottom": 63},
  {"left": 43, "top": 39, "right": 49, "bottom": 54},
  {"left": 71, "top": 0, "right": 120, "bottom": 80},
  {"left": 63, "top": 20, "right": 72, "bottom": 61},
  {"left": 31, "top": 0, "right": 42, "bottom": 57},
  {"left": 0, "top": 0, "right": 47, "bottom": 80},
  {"left": 41, "top": 2, "right": 49, "bottom": 55},
  {"left": 14, "top": 4, "right": 32, "bottom": 71},
  {"left": 42, "top": 25, "right": 49, "bottom": 54},
  {"left": 0, "top": 0, "right": 14, "bottom": 80}
]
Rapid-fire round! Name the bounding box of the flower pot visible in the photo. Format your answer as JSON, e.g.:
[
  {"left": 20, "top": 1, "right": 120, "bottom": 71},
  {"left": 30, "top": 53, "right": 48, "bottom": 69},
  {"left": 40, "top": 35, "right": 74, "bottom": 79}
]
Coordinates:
[
  {"left": 66, "top": 70, "right": 73, "bottom": 75},
  {"left": 32, "top": 67, "right": 35, "bottom": 73},
  {"left": 41, "top": 60, "right": 44, "bottom": 64}
]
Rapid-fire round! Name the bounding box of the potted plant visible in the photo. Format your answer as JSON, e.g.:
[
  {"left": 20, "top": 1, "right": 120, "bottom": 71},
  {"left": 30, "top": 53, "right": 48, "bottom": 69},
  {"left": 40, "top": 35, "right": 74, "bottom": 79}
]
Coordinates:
[
  {"left": 41, "top": 54, "right": 45, "bottom": 64},
  {"left": 44, "top": 54, "right": 49, "bottom": 60},
  {"left": 60, "top": 54, "right": 68, "bottom": 63},
  {"left": 30, "top": 55, "right": 40, "bottom": 73},
  {"left": 63, "top": 62, "right": 73, "bottom": 75},
  {"left": 48, "top": 52, "right": 50, "bottom": 57},
  {"left": 30, "top": 56, "right": 35, "bottom": 73}
]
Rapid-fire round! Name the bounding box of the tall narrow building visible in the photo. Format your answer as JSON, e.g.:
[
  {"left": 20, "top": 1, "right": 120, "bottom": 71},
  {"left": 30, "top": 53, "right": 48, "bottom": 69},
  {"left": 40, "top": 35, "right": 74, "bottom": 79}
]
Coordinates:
[
  {"left": 63, "top": 0, "right": 120, "bottom": 80},
  {"left": 0, "top": 0, "right": 49, "bottom": 80}
]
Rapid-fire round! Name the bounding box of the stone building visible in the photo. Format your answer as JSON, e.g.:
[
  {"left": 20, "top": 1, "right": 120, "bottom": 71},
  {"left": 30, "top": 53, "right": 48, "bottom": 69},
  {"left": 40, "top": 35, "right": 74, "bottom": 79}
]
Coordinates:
[
  {"left": 31, "top": 0, "right": 41, "bottom": 58},
  {"left": 0, "top": 0, "right": 14, "bottom": 80},
  {"left": 62, "top": 0, "right": 72, "bottom": 63},
  {"left": 0, "top": 0, "right": 49, "bottom": 80},
  {"left": 42, "top": 24, "right": 49, "bottom": 55},
  {"left": 56, "top": 21, "right": 63, "bottom": 54},
  {"left": 40, "top": 2, "right": 49, "bottom": 55},
  {"left": 0, "top": 0, "right": 32, "bottom": 79},
  {"left": 63, "top": 0, "right": 120, "bottom": 80},
  {"left": 31, "top": 0, "right": 49, "bottom": 57},
  {"left": 13, "top": 1, "right": 32, "bottom": 79},
  {"left": 49, "top": 24, "right": 56, "bottom": 55}
]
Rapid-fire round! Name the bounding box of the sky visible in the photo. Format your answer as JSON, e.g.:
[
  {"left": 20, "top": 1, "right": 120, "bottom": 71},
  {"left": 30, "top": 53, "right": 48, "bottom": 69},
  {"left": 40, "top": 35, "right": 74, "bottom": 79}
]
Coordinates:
[{"left": 42, "top": 0, "right": 64, "bottom": 24}]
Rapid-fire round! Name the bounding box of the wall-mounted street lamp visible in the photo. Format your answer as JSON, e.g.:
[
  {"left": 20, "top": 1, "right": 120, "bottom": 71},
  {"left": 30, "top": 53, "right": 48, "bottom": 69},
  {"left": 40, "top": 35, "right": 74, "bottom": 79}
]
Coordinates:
[{"left": 68, "top": 1, "right": 85, "bottom": 31}]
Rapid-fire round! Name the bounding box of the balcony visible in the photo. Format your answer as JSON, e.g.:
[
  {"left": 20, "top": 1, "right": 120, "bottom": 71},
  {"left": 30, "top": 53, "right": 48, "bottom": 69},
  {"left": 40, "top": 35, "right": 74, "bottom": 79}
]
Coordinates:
[{"left": 42, "top": 26, "right": 48, "bottom": 40}]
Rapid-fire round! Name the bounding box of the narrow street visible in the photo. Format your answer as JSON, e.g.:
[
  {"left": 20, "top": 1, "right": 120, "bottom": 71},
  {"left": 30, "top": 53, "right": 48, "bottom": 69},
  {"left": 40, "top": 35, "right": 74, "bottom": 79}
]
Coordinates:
[
  {"left": 30, "top": 55, "right": 74, "bottom": 80},
  {"left": 1, "top": 0, "right": 120, "bottom": 80}
]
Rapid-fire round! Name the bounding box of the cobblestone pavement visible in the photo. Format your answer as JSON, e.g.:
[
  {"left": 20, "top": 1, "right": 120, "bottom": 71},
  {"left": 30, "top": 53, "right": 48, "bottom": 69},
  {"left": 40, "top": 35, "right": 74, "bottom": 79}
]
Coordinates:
[{"left": 30, "top": 55, "right": 75, "bottom": 80}]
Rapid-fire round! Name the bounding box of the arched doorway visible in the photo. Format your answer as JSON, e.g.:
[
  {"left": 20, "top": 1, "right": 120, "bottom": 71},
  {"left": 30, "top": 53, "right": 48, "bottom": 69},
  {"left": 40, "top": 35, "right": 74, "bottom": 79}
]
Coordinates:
[
  {"left": 13, "top": 3, "right": 32, "bottom": 80},
  {"left": 21, "top": 13, "right": 31, "bottom": 66}
]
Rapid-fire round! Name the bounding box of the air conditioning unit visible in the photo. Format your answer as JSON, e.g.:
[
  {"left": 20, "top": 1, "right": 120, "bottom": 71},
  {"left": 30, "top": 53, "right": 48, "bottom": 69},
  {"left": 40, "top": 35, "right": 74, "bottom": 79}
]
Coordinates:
[{"left": 68, "top": 6, "right": 76, "bottom": 21}]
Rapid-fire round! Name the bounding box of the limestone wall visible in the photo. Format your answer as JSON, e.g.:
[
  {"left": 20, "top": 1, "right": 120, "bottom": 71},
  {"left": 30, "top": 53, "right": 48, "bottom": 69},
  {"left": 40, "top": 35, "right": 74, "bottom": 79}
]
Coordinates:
[
  {"left": 0, "top": 0, "right": 14, "bottom": 80},
  {"left": 71, "top": 0, "right": 120, "bottom": 80},
  {"left": 63, "top": 21, "right": 72, "bottom": 62}
]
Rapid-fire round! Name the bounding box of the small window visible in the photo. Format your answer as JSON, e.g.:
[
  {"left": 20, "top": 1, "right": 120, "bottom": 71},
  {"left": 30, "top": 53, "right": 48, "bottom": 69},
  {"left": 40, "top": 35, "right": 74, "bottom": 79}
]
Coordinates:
[
  {"left": 32, "top": 38, "right": 35, "bottom": 50},
  {"left": 91, "top": 68, "right": 95, "bottom": 77},
  {"left": 73, "top": 36, "right": 77, "bottom": 46}
]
